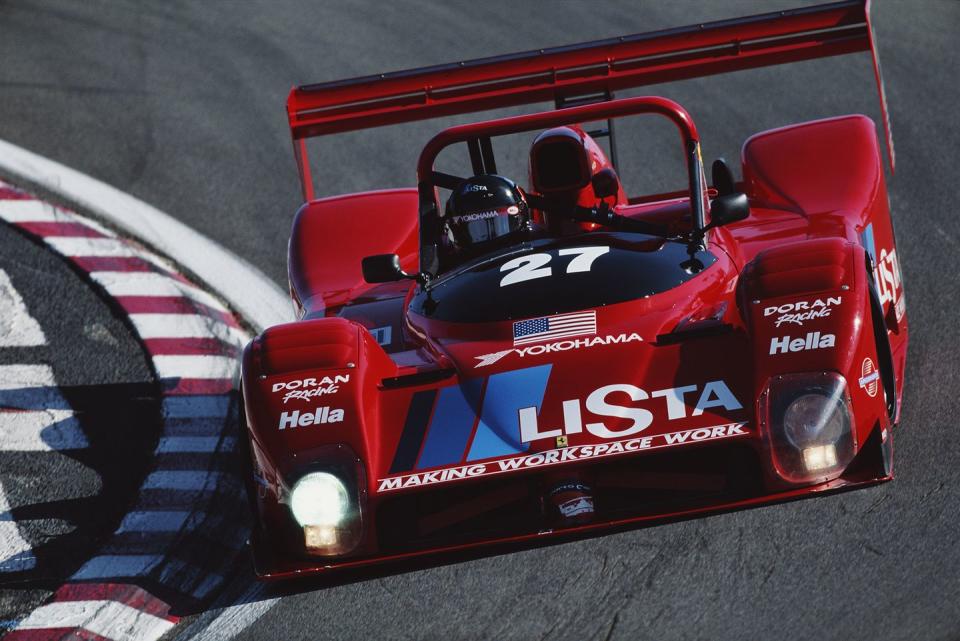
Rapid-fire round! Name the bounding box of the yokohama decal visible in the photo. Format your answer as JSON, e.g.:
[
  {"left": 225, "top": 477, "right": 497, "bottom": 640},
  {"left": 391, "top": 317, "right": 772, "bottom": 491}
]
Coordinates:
[{"left": 377, "top": 422, "right": 749, "bottom": 492}]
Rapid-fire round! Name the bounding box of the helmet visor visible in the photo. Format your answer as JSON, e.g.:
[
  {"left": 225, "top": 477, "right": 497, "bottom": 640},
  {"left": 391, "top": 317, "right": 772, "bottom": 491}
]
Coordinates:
[{"left": 450, "top": 204, "right": 523, "bottom": 246}]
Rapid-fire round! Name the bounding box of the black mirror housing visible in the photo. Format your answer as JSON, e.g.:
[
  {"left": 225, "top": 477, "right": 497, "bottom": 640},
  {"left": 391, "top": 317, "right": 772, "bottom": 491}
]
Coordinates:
[
  {"left": 709, "top": 192, "right": 750, "bottom": 227},
  {"left": 591, "top": 167, "right": 620, "bottom": 200},
  {"left": 711, "top": 158, "right": 736, "bottom": 196},
  {"left": 362, "top": 253, "right": 406, "bottom": 283}
]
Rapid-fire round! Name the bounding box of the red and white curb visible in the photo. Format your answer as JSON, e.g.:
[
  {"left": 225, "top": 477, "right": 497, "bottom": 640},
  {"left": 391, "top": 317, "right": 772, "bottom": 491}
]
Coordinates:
[
  {"left": 0, "top": 138, "right": 290, "bottom": 330},
  {"left": 0, "top": 181, "right": 250, "bottom": 640},
  {"left": 9, "top": 585, "right": 177, "bottom": 640}
]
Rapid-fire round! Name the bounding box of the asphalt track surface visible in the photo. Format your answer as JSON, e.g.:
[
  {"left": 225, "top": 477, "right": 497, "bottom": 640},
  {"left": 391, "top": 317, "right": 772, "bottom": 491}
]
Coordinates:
[{"left": 1, "top": 1, "right": 959, "bottom": 639}]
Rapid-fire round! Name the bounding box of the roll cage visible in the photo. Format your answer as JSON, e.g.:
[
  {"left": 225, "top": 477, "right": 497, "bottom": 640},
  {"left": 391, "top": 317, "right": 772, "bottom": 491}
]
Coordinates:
[{"left": 414, "top": 96, "right": 708, "bottom": 280}]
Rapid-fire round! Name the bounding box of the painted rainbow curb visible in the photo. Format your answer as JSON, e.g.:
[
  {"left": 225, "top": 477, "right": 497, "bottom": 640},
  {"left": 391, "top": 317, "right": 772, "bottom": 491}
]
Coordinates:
[{"left": 1, "top": 180, "right": 250, "bottom": 641}]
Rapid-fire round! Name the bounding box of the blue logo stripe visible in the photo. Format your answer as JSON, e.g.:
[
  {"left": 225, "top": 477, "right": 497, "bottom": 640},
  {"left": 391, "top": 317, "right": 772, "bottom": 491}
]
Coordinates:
[
  {"left": 388, "top": 389, "right": 438, "bottom": 474},
  {"left": 861, "top": 223, "right": 877, "bottom": 265},
  {"left": 416, "top": 376, "right": 485, "bottom": 469},
  {"left": 466, "top": 364, "right": 552, "bottom": 462}
]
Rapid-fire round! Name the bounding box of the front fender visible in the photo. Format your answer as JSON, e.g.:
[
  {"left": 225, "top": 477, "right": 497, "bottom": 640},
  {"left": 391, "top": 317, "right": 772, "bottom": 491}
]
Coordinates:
[
  {"left": 241, "top": 317, "right": 397, "bottom": 495},
  {"left": 740, "top": 237, "right": 890, "bottom": 465}
]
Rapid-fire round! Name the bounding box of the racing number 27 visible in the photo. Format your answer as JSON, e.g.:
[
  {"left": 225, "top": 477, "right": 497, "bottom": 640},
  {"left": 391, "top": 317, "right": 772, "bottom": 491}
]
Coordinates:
[{"left": 499, "top": 246, "right": 610, "bottom": 287}]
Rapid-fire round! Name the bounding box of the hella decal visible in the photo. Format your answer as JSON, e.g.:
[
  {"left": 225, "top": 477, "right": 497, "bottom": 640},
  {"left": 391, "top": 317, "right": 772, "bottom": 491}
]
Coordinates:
[
  {"left": 765, "top": 296, "right": 841, "bottom": 328},
  {"left": 475, "top": 332, "right": 642, "bottom": 368},
  {"left": 272, "top": 375, "right": 350, "bottom": 404},
  {"left": 278, "top": 407, "right": 344, "bottom": 430},
  {"left": 769, "top": 332, "right": 836, "bottom": 355},
  {"left": 377, "top": 422, "right": 749, "bottom": 492},
  {"left": 519, "top": 380, "right": 742, "bottom": 443}
]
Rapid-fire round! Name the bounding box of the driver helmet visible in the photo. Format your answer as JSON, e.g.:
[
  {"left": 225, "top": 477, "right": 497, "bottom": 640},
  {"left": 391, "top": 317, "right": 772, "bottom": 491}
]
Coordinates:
[{"left": 444, "top": 175, "right": 530, "bottom": 251}]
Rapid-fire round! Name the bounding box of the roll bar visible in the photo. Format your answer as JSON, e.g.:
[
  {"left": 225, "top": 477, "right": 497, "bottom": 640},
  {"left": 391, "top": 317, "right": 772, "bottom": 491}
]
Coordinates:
[{"left": 414, "top": 97, "right": 707, "bottom": 278}]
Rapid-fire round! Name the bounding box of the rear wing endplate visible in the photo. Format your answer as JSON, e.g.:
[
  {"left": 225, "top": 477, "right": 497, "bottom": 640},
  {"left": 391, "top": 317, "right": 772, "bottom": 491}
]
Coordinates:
[{"left": 287, "top": 0, "right": 893, "bottom": 201}]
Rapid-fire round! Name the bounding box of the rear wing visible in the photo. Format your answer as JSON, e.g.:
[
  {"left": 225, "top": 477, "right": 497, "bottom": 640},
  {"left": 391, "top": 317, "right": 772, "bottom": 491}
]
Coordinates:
[{"left": 287, "top": 0, "right": 893, "bottom": 201}]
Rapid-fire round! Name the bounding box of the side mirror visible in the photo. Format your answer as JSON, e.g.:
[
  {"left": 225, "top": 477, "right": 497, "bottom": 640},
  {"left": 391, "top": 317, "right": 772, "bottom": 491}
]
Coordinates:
[
  {"left": 711, "top": 158, "right": 736, "bottom": 197},
  {"left": 591, "top": 167, "right": 620, "bottom": 200},
  {"left": 708, "top": 192, "right": 750, "bottom": 228},
  {"left": 362, "top": 254, "right": 411, "bottom": 284}
]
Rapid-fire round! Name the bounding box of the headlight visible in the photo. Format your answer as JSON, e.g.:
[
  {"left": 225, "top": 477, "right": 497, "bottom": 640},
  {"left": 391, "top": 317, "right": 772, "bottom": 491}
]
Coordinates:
[
  {"left": 290, "top": 472, "right": 349, "bottom": 527},
  {"left": 760, "top": 372, "right": 856, "bottom": 484},
  {"left": 283, "top": 448, "right": 366, "bottom": 557},
  {"left": 782, "top": 392, "right": 848, "bottom": 449}
]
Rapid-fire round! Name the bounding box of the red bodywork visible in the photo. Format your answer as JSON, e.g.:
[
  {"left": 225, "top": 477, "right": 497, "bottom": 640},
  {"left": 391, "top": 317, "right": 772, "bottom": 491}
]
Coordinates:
[{"left": 242, "top": 0, "right": 906, "bottom": 580}]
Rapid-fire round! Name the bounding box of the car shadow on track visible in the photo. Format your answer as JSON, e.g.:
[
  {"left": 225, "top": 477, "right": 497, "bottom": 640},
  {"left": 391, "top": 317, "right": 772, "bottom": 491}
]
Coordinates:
[
  {"left": 0, "top": 381, "right": 161, "bottom": 590},
  {"left": 213, "top": 480, "right": 882, "bottom": 617}
]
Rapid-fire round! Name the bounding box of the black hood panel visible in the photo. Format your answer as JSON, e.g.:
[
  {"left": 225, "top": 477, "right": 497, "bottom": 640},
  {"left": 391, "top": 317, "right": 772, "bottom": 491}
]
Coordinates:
[{"left": 410, "top": 232, "right": 718, "bottom": 322}]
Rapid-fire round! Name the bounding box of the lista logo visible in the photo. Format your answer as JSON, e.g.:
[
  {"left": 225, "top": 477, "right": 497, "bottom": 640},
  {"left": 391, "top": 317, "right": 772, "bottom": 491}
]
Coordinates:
[
  {"left": 769, "top": 332, "right": 836, "bottom": 355},
  {"left": 519, "top": 380, "right": 743, "bottom": 443},
  {"left": 874, "top": 247, "right": 904, "bottom": 320},
  {"left": 278, "top": 407, "right": 344, "bottom": 430}
]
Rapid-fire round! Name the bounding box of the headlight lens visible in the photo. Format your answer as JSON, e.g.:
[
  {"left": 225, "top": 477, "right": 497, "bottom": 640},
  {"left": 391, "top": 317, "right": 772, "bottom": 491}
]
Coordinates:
[
  {"left": 782, "top": 392, "right": 848, "bottom": 449},
  {"left": 281, "top": 445, "right": 366, "bottom": 557},
  {"left": 760, "top": 372, "right": 856, "bottom": 484},
  {"left": 290, "top": 472, "right": 349, "bottom": 527}
]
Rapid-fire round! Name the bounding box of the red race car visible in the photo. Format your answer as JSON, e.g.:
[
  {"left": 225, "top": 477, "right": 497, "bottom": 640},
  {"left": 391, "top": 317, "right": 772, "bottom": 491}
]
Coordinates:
[{"left": 240, "top": 0, "right": 907, "bottom": 580}]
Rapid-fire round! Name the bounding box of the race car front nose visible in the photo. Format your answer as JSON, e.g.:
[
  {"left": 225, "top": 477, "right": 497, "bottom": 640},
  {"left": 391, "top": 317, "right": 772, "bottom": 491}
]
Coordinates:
[{"left": 759, "top": 372, "right": 857, "bottom": 484}]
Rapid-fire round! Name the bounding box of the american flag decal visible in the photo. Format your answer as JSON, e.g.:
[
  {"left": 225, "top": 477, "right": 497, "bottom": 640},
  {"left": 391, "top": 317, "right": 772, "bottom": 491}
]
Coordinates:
[{"left": 513, "top": 311, "right": 597, "bottom": 346}]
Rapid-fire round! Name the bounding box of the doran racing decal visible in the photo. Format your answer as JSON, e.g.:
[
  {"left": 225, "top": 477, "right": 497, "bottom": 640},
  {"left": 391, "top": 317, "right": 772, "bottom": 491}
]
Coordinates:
[
  {"left": 859, "top": 357, "right": 879, "bottom": 397},
  {"left": 764, "top": 296, "right": 841, "bottom": 328},
  {"left": 273, "top": 374, "right": 350, "bottom": 404},
  {"left": 377, "top": 422, "right": 749, "bottom": 492}
]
